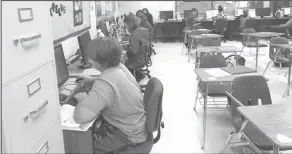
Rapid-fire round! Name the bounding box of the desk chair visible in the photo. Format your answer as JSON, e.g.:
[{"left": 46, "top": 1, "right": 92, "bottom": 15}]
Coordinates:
[
  {"left": 194, "top": 38, "right": 222, "bottom": 67},
  {"left": 194, "top": 54, "right": 229, "bottom": 111},
  {"left": 213, "top": 19, "right": 228, "bottom": 43},
  {"left": 127, "top": 42, "right": 151, "bottom": 81},
  {"left": 263, "top": 37, "right": 290, "bottom": 76},
  {"left": 241, "top": 28, "right": 268, "bottom": 56},
  {"left": 220, "top": 76, "right": 292, "bottom": 153},
  {"left": 109, "top": 77, "right": 164, "bottom": 154}
]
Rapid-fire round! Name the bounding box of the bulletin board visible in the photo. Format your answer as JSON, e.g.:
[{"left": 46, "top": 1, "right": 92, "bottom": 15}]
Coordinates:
[{"left": 50, "top": 1, "right": 91, "bottom": 42}]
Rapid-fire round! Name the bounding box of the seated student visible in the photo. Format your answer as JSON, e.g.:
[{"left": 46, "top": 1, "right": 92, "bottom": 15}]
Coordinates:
[
  {"left": 123, "top": 12, "right": 150, "bottom": 81},
  {"left": 185, "top": 8, "right": 200, "bottom": 30},
  {"left": 267, "top": 18, "right": 292, "bottom": 38},
  {"left": 73, "top": 37, "right": 147, "bottom": 153},
  {"left": 136, "top": 10, "right": 154, "bottom": 40},
  {"left": 213, "top": 5, "right": 227, "bottom": 25},
  {"left": 235, "top": 8, "right": 251, "bottom": 30},
  {"left": 143, "top": 8, "right": 154, "bottom": 26}
]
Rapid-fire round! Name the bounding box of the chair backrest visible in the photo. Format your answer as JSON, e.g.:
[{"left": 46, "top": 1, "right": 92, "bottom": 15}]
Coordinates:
[
  {"left": 143, "top": 77, "right": 164, "bottom": 133},
  {"left": 214, "top": 19, "right": 228, "bottom": 34},
  {"left": 230, "top": 76, "right": 272, "bottom": 130},
  {"left": 242, "top": 28, "right": 257, "bottom": 46},
  {"left": 269, "top": 37, "right": 289, "bottom": 61},
  {"left": 199, "top": 54, "right": 227, "bottom": 68}
]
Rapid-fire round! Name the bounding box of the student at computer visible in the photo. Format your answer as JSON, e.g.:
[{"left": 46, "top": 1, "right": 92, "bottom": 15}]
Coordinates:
[
  {"left": 267, "top": 18, "right": 292, "bottom": 38},
  {"left": 143, "top": 8, "right": 154, "bottom": 26},
  {"left": 185, "top": 8, "right": 199, "bottom": 30},
  {"left": 73, "top": 37, "right": 147, "bottom": 153},
  {"left": 235, "top": 8, "right": 251, "bottom": 30},
  {"left": 136, "top": 10, "right": 154, "bottom": 40},
  {"left": 123, "top": 13, "right": 150, "bottom": 81},
  {"left": 213, "top": 5, "right": 227, "bottom": 25}
]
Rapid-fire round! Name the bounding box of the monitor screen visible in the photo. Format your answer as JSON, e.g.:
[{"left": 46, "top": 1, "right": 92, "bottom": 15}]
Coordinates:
[
  {"left": 160, "top": 11, "right": 173, "bottom": 20},
  {"left": 211, "top": 10, "right": 218, "bottom": 17},
  {"left": 205, "top": 11, "right": 212, "bottom": 19},
  {"left": 184, "top": 10, "right": 198, "bottom": 18},
  {"left": 249, "top": 9, "right": 256, "bottom": 18},
  {"left": 77, "top": 31, "right": 91, "bottom": 61},
  {"left": 255, "top": 8, "right": 270, "bottom": 17},
  {"left": 283, "top": 7, "right": 292, "bottom": 15},
  {"left": 235, "top": 9, "right": 243, "bottom": 16},
  {"left": 54, "top": 44, "right": 69, "bottom": 88}
]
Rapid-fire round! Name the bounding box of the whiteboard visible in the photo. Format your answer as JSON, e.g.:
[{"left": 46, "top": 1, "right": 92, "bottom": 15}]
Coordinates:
[{"left": 51, "top": 1, "right": 91, "bottom": 41}]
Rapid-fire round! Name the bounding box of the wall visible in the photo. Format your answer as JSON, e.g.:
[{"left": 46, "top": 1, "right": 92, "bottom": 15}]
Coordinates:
[
  {"left": 117, "top": 1, "right": 175, "bottom": 21},
  {"left": 177, "top": 1, "right": 211, "bottom": 14},
  {"left": 51, "top": 1, "right": 91, "bottom": 41}
]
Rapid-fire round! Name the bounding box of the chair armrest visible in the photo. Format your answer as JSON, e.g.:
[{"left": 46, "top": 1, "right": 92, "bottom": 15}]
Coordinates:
[{"left": 226, "top": 91, "right": 244, "bottom": 107}]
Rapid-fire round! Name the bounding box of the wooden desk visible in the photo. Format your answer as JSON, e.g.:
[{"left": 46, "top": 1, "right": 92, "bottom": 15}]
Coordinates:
[
  {"left": 238, "top": 103, "right": 292, "bottom": 153},
  {"left": 270, "top": 43, "right": 292, "bottom": 98},
  {"left": 194, "top": 67, "right": 263, "bottom": 150},
  {"left": 154, "top": 20, "right": 183, "bottom": 42},
  {"left": 240, "top": 32, "right": 284, "bottom": 71}
]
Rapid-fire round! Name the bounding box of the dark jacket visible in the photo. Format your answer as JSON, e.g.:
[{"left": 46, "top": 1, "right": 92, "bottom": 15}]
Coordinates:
[
  {"left": 145, "top": 13, "right": 154, "bottom": 26},
  {"left": 127, "top": 27, "right": 150, "bottom": 67}
]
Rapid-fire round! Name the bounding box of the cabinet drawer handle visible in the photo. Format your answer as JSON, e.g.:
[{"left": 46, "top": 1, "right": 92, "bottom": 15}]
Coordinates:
[
  {"left": 13, "top": 33, "right": 42, "bottom": 46},
  {"left": 29, "top": 99, "right": 48, "bottom": 117}
]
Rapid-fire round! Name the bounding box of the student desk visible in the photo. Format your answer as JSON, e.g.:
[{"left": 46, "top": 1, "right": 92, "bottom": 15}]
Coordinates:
[
  {"left": 182, "top": 29, "right": 212, "bottom": 55},
  {"left": 154, "top": 20, "right": 184, "bottom": 43},
  {"left": 270, "top": 43, "right": 292, "bottom": 98},
  {"left": 194, "top": 67, "right": 263, "bottom": 150},
  {"left": 237, "top": 103, "right": 292, "bottom": 154},
  {"left": 240, "top": 32, "right": 284, "bottom": 71},
  {"left": 188, "top": 34, "right": 224, "bottom": 62},
  {"left": 194, "top": 46, "right": 242, "bottom": 68}
]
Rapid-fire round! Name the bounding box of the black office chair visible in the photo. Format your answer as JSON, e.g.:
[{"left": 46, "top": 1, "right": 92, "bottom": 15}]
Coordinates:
[
  {"left": 220, "top": 76, "right": 292, "bottom": 153},
  {"left": 241, "top": 28, "right": 268, "bottom": 56},
  {"left": 195, "top": 38, "right": 222, "bottom": 66},
  {"left": 114, "top": 77, "right": 164, "bottom": 154},
  {"left": 213, "top": 19, "right": 228, "bottom": 42},
  {"left": 127, "top": 41, "right": 152, "bottom": 81},
  {"left": 263, "top": 37, "right": 290, "bottom": 76},
  {"left": 194, "top": 54, "right": 230, "bottom": 111}
]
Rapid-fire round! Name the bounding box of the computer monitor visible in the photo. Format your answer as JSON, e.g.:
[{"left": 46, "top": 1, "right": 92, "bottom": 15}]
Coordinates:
[
  {"left": 184, "top": 10, "right": 198, "bottom": 18},
  {"left": 205, "top": 11, "right": 212, "bottom": 19},
  {"left": 159, "top": 11, "right": 173, "bottom": 20},
  {"left": 283, "top": 7, "right": 292, "bottom": 15},
  {"left": 235, "top": 9, "right": 243, "bottom": 16},
  {"left": 54, "top": 44, "right": 69, "bottom": 88},
  {"left": 210, "top": 10, "right": 218, "bottom": 17},
  {"left": 249, "top": 9, "right": 256, "bottom": 18},
  {"left": 255, "top": 8, "right": 270, "bottom": 18},
  {"left": 77, "top": 31, "right": 92, "bottom": 69}
]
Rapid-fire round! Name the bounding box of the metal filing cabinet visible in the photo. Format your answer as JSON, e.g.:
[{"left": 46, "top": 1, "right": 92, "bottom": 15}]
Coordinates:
[{"left": 1, "top": 2, "right": 64, "bottom": 153}]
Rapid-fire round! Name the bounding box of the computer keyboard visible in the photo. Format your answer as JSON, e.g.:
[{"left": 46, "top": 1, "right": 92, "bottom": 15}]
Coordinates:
[{"left": 60, "top": 81, "right": 94, "bottom": 106}]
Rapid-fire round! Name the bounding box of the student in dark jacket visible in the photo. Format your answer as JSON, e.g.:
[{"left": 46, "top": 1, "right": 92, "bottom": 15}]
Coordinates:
[
  {"left": 136, "top": 10, "right": 154, "bottom": 41},
  {"left": 124, "top": 13, "right": 150, "bottom": 80},
  {"left": 143, "top": 8, "right": 154, "bottom": 26},
  {"left": 185, "top": 8, "right": 199, "bottom": 30}
]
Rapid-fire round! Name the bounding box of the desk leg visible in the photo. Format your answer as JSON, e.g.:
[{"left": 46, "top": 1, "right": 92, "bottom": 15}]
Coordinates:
[
  {"left": 235, "top": 52, "right": 238, "bottom": 66},
  {"left": 201, "top": 84, "right": 208, "bottom": 150},
  {"left": 283, "top": 53, "right": 292, "bottom": 97},
  {"left": 188, "top": 38, "right": 194, "bottom": 62},
  {"left": 273, "top": 146, "right": 280, "bottom": 154},
  {"left": 255, "top": 38, "right": 259, "bottom": 71}
]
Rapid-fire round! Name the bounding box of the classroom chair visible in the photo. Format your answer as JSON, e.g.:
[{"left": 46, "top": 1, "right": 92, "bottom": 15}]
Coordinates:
[
  {"left": 221, "top": 76, "right": 292, "bottom": 153},
  {"left": 241, "top": 28, "right": 268, "bottom": 56},
  {"left": 194, "top": 54, "right": 230, "bottom": 111},
  {"left": 184, "top": 30, "right": 204, "bottom": 60},
  {"left": 114, "top": 77, "right": 164, "bottom": 154},
  {"left": 263, "top": 37, "right": 290, "bottom": 76},
  {"left": 213, "top": 19, "right": 228, "bottom": 43}
]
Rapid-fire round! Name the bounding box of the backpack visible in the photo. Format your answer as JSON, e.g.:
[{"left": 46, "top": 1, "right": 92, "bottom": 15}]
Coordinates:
[{"left": 225, "top": 54, "right": 246, "bottom": 67}]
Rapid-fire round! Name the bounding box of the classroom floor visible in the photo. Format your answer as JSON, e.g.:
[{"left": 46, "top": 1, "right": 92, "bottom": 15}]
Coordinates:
[{"left": 139, "top": 40, "right": 292, "bottom": 153}]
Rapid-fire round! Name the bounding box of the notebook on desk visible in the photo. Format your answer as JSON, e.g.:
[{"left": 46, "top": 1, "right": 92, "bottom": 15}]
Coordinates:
[
  {"left": 61, "top": 104, "right": 98, "bottom": 131},
  {"left": 221, "top": 66, "right": 256, "bottom": 75}
]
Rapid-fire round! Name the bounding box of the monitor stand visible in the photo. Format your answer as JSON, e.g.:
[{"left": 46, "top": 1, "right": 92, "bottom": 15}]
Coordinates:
[{"left": 77, "top": 59, "right": 92, "bottom": 69}]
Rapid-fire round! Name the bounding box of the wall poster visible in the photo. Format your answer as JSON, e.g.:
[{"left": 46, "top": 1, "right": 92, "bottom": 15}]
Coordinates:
[{"left": 73, "top": 1, "right": 83, "bottom": 26}]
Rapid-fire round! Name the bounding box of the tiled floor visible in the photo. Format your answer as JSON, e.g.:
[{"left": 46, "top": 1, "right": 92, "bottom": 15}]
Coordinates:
[{"left": 142, "top": 40, "right": 292, "bottom": 153}]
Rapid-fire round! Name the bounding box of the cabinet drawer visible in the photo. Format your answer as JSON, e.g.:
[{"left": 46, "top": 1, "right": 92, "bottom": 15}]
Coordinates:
[
  {"left": 2, "top": 2, "right": 54, "bottom": 85},
  {"left": 2, "top": 62, "right": 60, "bottom": 153},
  {"left": 27, "top": 118, "right": 64, "bottom": 154}
]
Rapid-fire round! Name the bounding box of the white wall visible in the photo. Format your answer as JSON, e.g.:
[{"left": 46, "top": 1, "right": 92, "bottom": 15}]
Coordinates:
[{"left": 117, "top": 1, "right": 175, "bottom": 22}]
